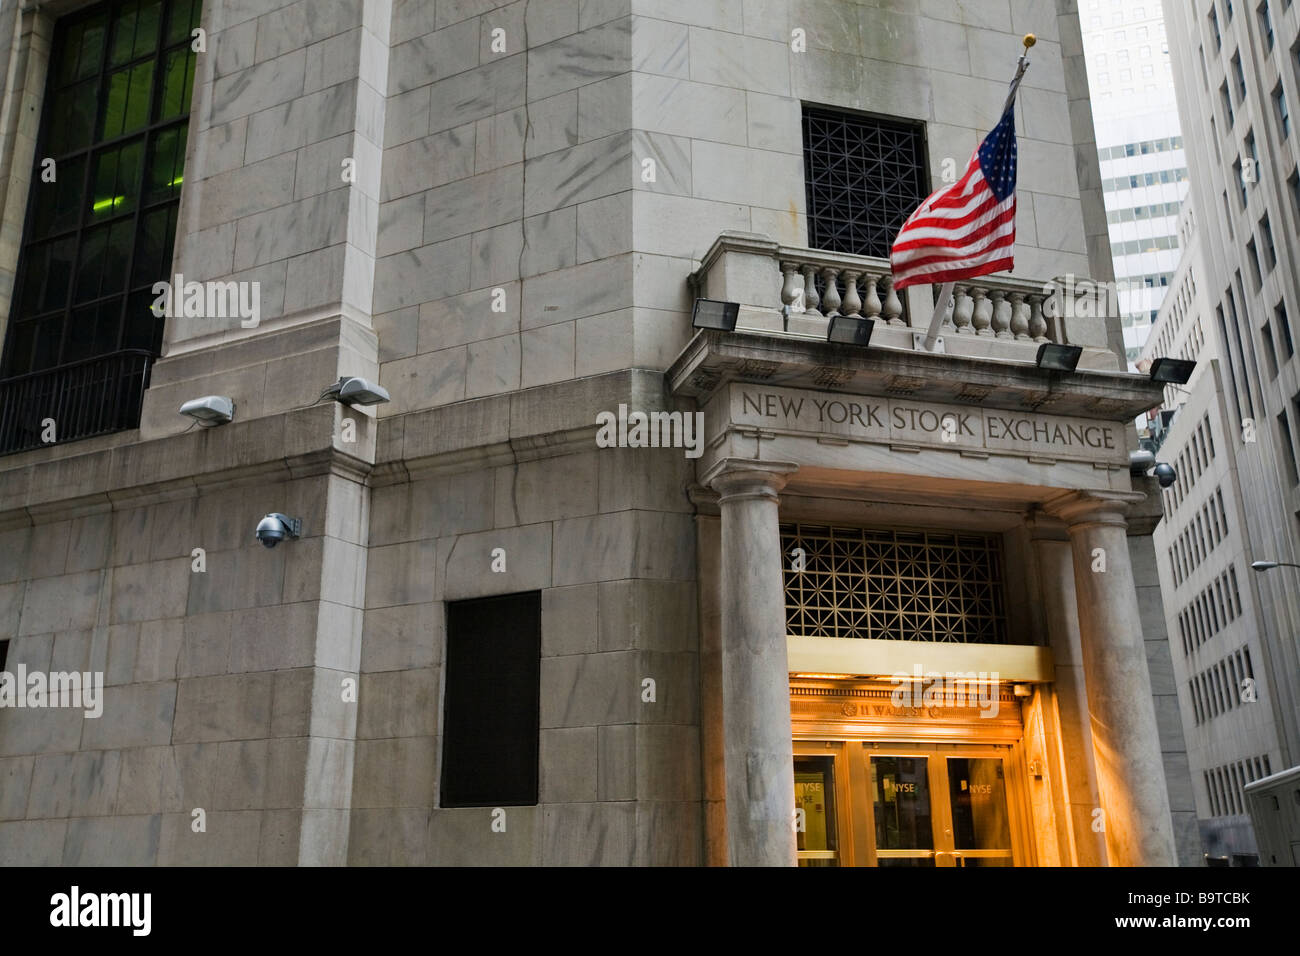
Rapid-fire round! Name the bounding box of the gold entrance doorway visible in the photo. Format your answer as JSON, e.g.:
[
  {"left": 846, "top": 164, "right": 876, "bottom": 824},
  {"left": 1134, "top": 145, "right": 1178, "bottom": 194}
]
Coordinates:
[{"left": 790, "top": 676, "right": 1033, "bottom": 867}]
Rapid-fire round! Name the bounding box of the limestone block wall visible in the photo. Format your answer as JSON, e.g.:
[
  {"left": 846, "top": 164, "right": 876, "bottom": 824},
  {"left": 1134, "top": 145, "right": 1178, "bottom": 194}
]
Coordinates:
[
  {"left": 349, "top": 371, "right": 703, "bottom": 865},
  {"left": 0, "top": 442, "right": 367, "bottom": 865}
]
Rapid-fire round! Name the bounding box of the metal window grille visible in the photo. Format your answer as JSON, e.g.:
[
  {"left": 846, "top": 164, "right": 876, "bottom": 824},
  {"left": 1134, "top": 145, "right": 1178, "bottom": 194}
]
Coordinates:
[
  {"left": 802, "top": 106, "right": 929, "bottom": 260},
  {"left": 781, "top": 524, "right": 1008, "bottom": 643}
]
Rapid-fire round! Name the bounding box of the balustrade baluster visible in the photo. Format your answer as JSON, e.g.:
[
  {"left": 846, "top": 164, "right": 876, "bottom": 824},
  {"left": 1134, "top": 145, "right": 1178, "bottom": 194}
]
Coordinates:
[
  {"left": 1010, "top": 292, "right": 1030, "bottom": 339},
  {"left": 801, "top": 264, "right": 820, "bottom": 316},
  {"left": 953, "top": 286, "right": 973, "bottom": 333},
  {"left": 882, "top": 275, "right": 903, "bottom": 325},
  {"left": 820, "top": 267, "right": 842, "bottom": 317},
  {"left": 780, "top": 262, "right": 802, "bottom": 312},
  {"left": 862, "top": 275, "right": 881, "bottom": 319},
  {"left": 841, "top": 270, "right": 862, "bottom": 316},
  {"left": 972, "top": 287, "right": 993, "bottom": 335},
  {"left": 1028, "top": 294, "right": 1048, "bottom": 341}
]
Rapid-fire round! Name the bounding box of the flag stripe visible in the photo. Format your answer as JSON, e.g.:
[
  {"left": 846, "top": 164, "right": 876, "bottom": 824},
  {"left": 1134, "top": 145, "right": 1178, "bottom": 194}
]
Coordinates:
[
  {"left": 898, "top": 256, "right": 1017, "bottom": 287},
  {"left": 892, "top": 219, "right": 1016, "bottom": 267},
  {"left": 891, "top": 204, "right": 1016, "bottom": 252}
]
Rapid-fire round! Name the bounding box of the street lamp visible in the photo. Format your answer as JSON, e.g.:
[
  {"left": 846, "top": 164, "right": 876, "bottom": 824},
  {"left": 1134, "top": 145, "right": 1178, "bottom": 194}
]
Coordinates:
[{"left": 1251, "top": 560, "right": 1300, "bottom": 571}]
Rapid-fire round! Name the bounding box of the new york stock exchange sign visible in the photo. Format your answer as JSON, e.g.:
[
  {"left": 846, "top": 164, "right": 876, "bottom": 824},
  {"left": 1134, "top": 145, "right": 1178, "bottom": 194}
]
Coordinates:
[{"left": 727, "top": 385, "right": 1129, "bottom": 466}]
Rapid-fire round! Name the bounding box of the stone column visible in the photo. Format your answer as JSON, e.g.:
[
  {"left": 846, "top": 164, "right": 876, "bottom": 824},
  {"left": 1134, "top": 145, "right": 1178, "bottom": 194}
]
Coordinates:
[
  {"left": 1026, "top": 515, "right": 1107, "bottom": 866},
  {"left": 1048, "top": 491, "right": 1178, "bottom": 866},
  {"left": 703, "top": 457, "right": 799, "bottom": 866}
]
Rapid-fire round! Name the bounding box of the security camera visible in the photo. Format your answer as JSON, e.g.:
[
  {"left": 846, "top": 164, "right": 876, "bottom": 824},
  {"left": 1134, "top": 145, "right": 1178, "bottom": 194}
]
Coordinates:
[
  {"left": 255, "top": 513, "right": 301, "bottom": 548},
  {"left": 1152, "top": 462, "right": 1177, "bottom": 489}
]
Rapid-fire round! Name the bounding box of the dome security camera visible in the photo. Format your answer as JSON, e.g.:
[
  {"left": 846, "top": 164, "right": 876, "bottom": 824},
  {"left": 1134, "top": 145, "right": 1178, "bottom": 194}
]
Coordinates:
[
  {"left": 255, "top": 513, "right": 301, "bottom": 548},
  {"left": 1152, "top": 462, "right": 1177, "bottom": 489}
]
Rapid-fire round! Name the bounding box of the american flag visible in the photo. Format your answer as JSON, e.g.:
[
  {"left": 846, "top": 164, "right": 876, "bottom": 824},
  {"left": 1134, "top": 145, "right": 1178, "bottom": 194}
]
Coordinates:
[{"left": 890, "top": 104, "right": 1019, "bottom": 290}]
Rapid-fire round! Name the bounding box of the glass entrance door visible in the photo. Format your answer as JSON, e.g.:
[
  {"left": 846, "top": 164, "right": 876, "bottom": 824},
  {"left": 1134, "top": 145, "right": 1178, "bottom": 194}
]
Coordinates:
[
  {"left": 793, "top": 742, "right": 1020, "bottom": 866},
  {"left": 865, "top": 745, "right": 1015, "bottom": 867},
  {"left": 944, "top": 755, "right": 1013, "bottom": 866}
]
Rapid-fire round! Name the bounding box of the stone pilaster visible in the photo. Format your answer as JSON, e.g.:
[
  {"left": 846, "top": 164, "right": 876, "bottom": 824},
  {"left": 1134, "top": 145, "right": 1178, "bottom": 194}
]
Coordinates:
[
  {"left": 702, "top": 457, "right": 798, "bottom": 867},
  {"left": 1047, "top": 491, "right": 1178, "bottom": 866}
]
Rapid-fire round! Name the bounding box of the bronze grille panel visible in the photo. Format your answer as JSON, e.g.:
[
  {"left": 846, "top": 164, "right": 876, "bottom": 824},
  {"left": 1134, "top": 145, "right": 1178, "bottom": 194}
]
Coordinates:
[{"left": 781, "top": 524, "right": 1008, "bottom": 644}]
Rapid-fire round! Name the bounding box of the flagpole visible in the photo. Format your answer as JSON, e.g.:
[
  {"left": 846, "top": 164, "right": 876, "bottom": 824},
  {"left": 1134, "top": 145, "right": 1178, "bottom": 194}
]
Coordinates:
[{"left": 917, "top": 34, "right": 1035, "bottom": 354}]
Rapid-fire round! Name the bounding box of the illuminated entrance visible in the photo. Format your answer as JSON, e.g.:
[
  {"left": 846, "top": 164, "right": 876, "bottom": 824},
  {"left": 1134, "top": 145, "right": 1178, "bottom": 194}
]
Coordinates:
[{"left": 795, "top": 741, "right": 1023, "bottom": 866}]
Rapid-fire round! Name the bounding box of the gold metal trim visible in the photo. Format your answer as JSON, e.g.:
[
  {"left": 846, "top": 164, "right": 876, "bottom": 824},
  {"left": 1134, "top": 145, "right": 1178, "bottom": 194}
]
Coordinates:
[{"left": 787, "top": 635, "right": 1054, "bottom": 683}]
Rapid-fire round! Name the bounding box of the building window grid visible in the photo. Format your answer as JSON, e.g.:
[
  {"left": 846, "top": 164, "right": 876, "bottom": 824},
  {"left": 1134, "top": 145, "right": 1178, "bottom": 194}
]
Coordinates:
[{"left": 2, "top": 0, "right": 202, "bottom": 377}]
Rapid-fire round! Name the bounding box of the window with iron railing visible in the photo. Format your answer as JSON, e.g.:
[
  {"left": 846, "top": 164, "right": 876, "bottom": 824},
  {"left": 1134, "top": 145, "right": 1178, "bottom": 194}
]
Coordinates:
[{"left": 0, "top": 0, "right": 200, "bottom": 454}]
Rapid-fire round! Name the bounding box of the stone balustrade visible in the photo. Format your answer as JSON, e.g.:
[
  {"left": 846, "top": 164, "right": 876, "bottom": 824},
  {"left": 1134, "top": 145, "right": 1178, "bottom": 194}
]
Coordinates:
[
  {"left": 775, "top": 249, "right": 1053, "bottom": 342},
  {"left": 690, "top": 232, "right": 1124, "bottom": 364}
]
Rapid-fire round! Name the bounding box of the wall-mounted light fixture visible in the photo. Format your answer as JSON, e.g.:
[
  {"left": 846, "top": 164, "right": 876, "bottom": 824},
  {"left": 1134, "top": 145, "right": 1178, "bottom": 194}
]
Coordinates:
[
  {"left": 691, "top": 298, "right": 739, "bottom": 331},
  {"left": 1148, "top": 357, "right": 1197, "bottom": 384},
  {"left": 321, "top": 376, "right": 390, "bottom": 407},
  {"left": 827, "top": 315, "right": 874, "bottom": 347},
  {"left": 1034, "top": 343, "right": 1083, "bottom": 372},
  {"left": 178, "top": 395, "right": 235, "bottom": 426}
]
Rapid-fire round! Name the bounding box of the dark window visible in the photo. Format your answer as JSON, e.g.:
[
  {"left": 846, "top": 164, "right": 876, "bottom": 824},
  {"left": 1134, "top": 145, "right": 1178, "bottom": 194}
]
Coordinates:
[
  {"left": 802, "top": 106, "right": 929, "bottom": 259},
  {"left": 0, "top": 639, "right": 7, "bottom": 671},
  {"left": 2, "top": 0, "right": 201, "bottom": 378},
  {"left": 1278, "top": 408, "right": 1299, "bottom": 484},
  {"left": 1276, "top": 301, "right": 1295, "bottom": 357},
  {"left": 440, "top": 592, "right": 541, "bottom": 808}
]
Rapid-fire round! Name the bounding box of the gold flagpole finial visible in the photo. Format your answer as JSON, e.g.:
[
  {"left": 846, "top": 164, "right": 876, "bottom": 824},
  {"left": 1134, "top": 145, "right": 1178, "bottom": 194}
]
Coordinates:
[{"left": 1023, "top": 33, "right": 1037, "bottom": 51}]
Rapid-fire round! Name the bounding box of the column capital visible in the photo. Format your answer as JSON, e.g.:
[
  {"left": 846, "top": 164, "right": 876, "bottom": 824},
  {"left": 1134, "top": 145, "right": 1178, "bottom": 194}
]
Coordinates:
[
  {"left": 700, "top": 457, "right": 799, "bottom": 502},
  {"left": 1044, "top": 490, "right": 1146, "bottom": 530}
]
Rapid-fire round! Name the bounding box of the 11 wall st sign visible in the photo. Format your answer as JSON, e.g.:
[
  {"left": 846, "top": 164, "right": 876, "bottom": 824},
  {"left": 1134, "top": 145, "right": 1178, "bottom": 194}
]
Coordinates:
[{"left": 728, "top": 385, "right": 1128, "bottom": 465}]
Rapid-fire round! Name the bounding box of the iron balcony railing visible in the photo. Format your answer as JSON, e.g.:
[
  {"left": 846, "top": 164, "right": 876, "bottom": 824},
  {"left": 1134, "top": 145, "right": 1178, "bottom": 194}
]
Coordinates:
[{"left": 0, "top": 349, "right": 153, "bottom": 456}]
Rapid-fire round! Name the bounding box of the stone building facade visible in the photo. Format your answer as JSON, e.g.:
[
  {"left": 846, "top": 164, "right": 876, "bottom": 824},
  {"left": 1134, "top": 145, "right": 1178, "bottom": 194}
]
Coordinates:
[
  {"left": 0, "top": 0, "right": 1196, "bottom": 865},
  {"left": 1139, "top": 201, "right": 1284, "bottom": 863}
]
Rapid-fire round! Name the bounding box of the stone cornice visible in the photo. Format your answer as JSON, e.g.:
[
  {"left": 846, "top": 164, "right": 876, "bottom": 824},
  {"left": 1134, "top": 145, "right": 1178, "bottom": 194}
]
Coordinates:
[
  {"left": 0, "top": 368, "right": 677, "bottom": 520},
  {"left": 667, "top": 329, "right": 1165, "bottom": 423}
]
